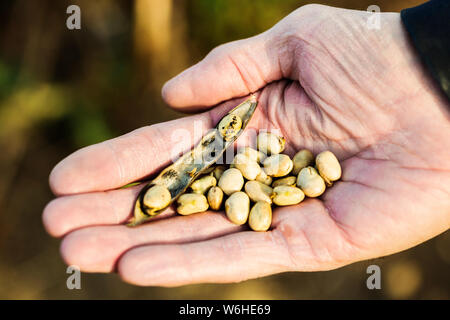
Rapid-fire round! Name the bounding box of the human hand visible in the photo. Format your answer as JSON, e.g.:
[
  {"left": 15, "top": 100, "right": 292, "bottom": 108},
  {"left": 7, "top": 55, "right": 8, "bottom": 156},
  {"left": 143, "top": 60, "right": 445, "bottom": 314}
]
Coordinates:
[{"left": 43, "top": 5, "right": 450, "bottom": 286}]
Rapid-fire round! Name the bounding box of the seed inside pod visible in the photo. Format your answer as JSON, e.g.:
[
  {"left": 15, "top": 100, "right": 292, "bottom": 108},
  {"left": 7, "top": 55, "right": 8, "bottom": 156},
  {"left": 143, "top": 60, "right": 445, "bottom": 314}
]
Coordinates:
[
  {"left": 272, "top": 176, "right": 297, "bottom": 188},
  {"left": 207, "top": 186, "right": 224, "bottom": 211},
  {"left": 238, "top": 147, "right": 266, "bottom": 164},
  {"left": 297, "top": 166, "right": 326, "bottom": 197},
  {"left": 315, "top": 150, "right": 341, "bottom": 186},
  {"left": 272, "top": 185, "right": 305, "bottom": 206},
  {"left": 190, "top": 175, "right": 217, "bottom": 194},
  {"left": 292, "top": 149, "right": 314, "bottom": 175},
  {"left": 176, "top": 193, "right": 209, "bottom": 215},
  {"left": 255, "top": 169, "right": 272, "bottom": 185},
  {"left": 244, "top": 180, "right": 273, "bottom": 204},
  {"left": 225, "top": 191, "right": 250, "bottom": 225},
  {"left": 248, "top": 201, "right": 272, "bottom": 232},
  {"left": 143, "top": 185, "right": 172, "bottom": 212},
  {"left": 217, "top": 114, "right": 242, "bottom": 141},
  {"left": 257, "top": 132, "right": 285, "bottom": 155},
  {"left": 218, "top": 168, "right": 244, "bottom": 196},
  {"left": 232, "top": 153, "right": 261, "bottom": 180},
  {"left": 263, "top": 154, "right": 293, "bottom": 177}
]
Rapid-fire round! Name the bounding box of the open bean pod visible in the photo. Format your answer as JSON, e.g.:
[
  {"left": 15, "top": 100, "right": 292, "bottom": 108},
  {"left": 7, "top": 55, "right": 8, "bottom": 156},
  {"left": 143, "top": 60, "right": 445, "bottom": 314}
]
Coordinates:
[{"left": 128, "top": 96, "right": 258, "bottom": 226}]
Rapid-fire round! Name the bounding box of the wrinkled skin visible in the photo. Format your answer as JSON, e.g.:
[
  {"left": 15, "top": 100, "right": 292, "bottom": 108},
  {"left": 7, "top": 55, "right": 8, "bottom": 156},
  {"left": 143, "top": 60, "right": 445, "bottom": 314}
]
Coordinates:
[{"left": 43, "top": 5, "right": 450, "bottom": 286}]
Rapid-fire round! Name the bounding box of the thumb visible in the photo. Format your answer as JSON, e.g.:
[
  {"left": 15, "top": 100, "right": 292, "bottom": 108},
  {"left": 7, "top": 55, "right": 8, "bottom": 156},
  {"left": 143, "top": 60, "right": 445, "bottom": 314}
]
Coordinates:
[{"left": 161, "top": 31, "right": 287, "bottom": 112}]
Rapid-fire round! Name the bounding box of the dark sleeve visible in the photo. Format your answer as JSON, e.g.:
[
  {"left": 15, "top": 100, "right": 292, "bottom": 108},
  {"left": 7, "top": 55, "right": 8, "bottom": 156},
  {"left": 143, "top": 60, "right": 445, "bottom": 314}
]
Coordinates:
[{"left": 401, "top": 0, "right": 450, "bottom": 101}]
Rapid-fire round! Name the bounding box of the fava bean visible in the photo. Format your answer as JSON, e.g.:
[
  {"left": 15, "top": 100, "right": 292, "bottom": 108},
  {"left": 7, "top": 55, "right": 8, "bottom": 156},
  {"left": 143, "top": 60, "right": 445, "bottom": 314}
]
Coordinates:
[
  {"left": 248, "top": 201, "right": 272, "bottom": 232},
  {"left": 225, "top": 192, "right": 250, "bottom": 225},
  {"left": 207, "top": 186, "right": 224, "bottom": 211},
  {"left": 297, "top": 166, "right": 326, "bottom": 197},
  {"left": 176, "top": 193, "right": 209, "bottom": 215},
  {"left": 143, "top": 185, "right": 172, "bottom": 211},
  {"left": 218, "top": 168, "right": 244, "bottom": 195},
  {"left": 316, "top": 150, "right": 342, "bottom": 186},
  {"left": 238, "top": 147, "right": 266, "bottom": 164},
  {"left": 263, "top": 154, "right": 293, "bottom": 177},
  {"left": 232, "top": 153, "right": 261, "bottom": 180},
  {"left": 217, "top": 114, "right": 242, "bottom": 141},
  {"left": 257, "top": 132, "right": 285, "bottom": 155},
  {"left": 292, "top": 149, "right": 314, "bottom": 175},
  {"left": 245, "top": 181, "right": 273, "bottom": 204},
  {"left": 272, "top": 185, "right": 305, "bottom": 206},
  {"left": 255, "top": 170, "right": 272, "bottom": 185},
  {"left": 190, "top": 175, "right": 217, "bottom": 194},
  {"left": 211, "top": 165, "right": 226, "bottom": 181},
  {"left": 272, "top": 176, "right": 296, "bottom": 188}
]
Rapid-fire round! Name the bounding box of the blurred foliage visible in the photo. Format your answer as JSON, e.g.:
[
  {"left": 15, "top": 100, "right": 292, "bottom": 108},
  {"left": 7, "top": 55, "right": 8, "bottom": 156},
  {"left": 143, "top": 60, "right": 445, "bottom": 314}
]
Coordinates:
[{"left": 0, "top": 0, "right": 448, "bottom": 299}]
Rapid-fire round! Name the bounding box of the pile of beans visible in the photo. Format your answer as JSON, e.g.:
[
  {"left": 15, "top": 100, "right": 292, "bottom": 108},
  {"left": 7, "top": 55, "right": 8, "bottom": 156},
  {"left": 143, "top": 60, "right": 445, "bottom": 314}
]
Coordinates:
[{"left": 176, "top": 132, "right": 342, "bottom": 231}]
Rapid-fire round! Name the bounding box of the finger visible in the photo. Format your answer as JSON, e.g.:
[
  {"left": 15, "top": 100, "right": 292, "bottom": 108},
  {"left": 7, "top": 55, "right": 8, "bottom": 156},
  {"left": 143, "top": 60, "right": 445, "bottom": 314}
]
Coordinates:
[
  {"left": 162, "top": 31, "right": 286, "bottom": 111},
  {"left": 49, "top": 94, "right": 268, "bottom": 196},
  {"left": 49, "top": 109, "right": 217, "bottom": 196},
  {"left": 117, "top": 198, "right": 361, "bottom": 287},
  {"left": 60, "top": 211, "right": 244, "bottom": 273},
  {"left": 43, "top": 185, "right": 176, "bottom": 237},
  {"left": 117, "top": 229, "right": 293, "bottom": 287}
]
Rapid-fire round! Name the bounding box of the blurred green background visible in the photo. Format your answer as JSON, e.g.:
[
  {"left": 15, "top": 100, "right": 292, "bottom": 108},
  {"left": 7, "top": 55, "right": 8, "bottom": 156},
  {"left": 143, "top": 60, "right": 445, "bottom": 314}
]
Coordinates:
[{"left": 0, "top": 0, "right": 448, "bottom": 299}]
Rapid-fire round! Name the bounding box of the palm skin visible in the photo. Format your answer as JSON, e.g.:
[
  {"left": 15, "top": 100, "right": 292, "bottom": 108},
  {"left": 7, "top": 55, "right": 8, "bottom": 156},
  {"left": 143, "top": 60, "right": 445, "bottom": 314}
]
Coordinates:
[{"left": 43, "top": 5, "right": 450, "bottom": 286}]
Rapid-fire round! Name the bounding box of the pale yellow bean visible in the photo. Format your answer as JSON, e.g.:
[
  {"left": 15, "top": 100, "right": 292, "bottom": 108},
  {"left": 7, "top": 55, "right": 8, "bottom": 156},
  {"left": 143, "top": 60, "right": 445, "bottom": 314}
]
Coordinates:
[
  {"left": 232, "top": 153, "right": 261, "bottom": 180},
  {"left": 190, "top": 175, "right": 217, "bottom": 194},
  {"left": 244, "top": 181, "right": 273, "bottom": 204},
  {"left": 225, "top": 192, "right": 250, "bottom": 225},
  {"left": 218, "top": 168, "right": 244, "bottom": 195},
  {"left": 257, "top": 132, "right": 285, "bottom": 155},
  {"left": 207, "top": 186, "right": 224, "bottom": 211},
  {"left": 176, "top": 193, "right": 209, "bottom": 215},
  {"left": 263, "top": 154, "right": 293, "bottom": 177},
  {"left": 211, "top": 165, "right": 226, "bottom": 181},
  {"left": 316, "top": 150, "right": 342, "bottom": 186},
  {"left": 143, "top": 185, "right": 172, "bottom": 211},
  {"left": 272, "top": 186, "right": 305, "bottom": 206},
  {"left": 238, "top": 147, "right": 266, "bottom": 164},
  {"left": 255, "top": 170, "right": 272, "bottom": 185},
  {"left": 292, "top": 149, "right": 314, "bottom": 175},
  {"left": 272, "top": 176, "right": 296, "bottom": 188},
  {"left": 248, "top": 201, "right": 272, "bottom": 232},
  {"left": 217, "top": 114, "right": 242, "bottom": 141},
  {"left": 297, "top": 166, "right": 326, "bottom": 197}
]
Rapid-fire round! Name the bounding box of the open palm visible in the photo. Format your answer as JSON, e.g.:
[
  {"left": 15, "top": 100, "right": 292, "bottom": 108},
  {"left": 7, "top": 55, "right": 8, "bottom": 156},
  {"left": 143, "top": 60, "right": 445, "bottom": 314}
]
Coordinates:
[{"left": 43, "top": 5, "right": 450, "bottom": 286}]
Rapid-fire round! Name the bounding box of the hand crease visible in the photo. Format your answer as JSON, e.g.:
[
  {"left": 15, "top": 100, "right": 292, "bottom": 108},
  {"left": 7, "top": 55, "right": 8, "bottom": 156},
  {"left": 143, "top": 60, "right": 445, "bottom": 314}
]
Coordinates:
[{"left": 227, "top": 54, "right": 252, "bottom": 94}]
